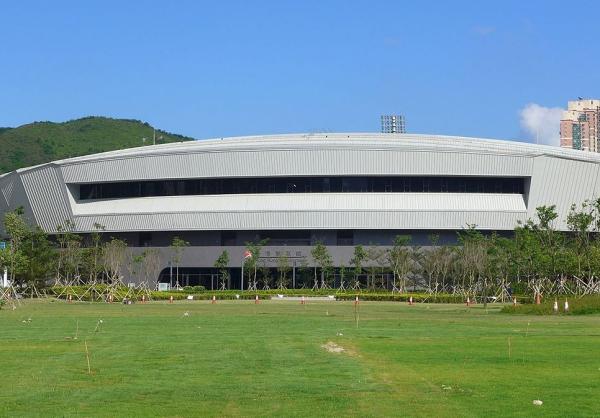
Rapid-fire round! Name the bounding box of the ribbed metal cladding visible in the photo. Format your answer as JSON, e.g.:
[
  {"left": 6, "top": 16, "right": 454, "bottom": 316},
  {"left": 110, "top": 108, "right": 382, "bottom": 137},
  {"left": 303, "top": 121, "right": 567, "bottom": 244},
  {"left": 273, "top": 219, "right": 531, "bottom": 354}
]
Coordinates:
[
  {"left": 74, "top": 210, "right": 525, "bottom": 233},
  {"left": 0, "top": 175, "right": 15, "bottom": 206},
  {"left": 19, "top": 166, "right": 72, "bottom": 232},
  {"left": 528, "top": 156, "right": 600, "bottom": 229},
  {"left": 60, "top": 148, "right": 533, "bottom": 183},
  {"left": 70, "top": 193, "right": 527, "bottom": 216}
]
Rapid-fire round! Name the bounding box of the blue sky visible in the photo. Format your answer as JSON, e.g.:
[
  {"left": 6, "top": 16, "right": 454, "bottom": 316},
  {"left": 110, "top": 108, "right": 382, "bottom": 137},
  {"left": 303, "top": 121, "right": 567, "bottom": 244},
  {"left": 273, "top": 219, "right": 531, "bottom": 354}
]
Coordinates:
[{"left": 1, "top": 0, "right": 599, "bottom": 143}]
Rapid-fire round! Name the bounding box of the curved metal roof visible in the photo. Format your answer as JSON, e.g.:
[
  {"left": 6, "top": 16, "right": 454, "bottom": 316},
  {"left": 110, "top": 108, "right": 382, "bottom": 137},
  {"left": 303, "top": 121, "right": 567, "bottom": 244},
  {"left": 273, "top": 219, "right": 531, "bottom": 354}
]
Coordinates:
[{"left": 35, "top": 132, "right": 600, "bottom": 168}]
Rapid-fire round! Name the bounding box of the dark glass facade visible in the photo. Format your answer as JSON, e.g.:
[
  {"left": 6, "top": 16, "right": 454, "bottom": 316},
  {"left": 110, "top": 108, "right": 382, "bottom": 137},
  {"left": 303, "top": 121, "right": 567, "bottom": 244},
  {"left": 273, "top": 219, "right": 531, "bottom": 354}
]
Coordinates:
[{"left": 78, "top": 176, "right": 526, "bottom": 200}]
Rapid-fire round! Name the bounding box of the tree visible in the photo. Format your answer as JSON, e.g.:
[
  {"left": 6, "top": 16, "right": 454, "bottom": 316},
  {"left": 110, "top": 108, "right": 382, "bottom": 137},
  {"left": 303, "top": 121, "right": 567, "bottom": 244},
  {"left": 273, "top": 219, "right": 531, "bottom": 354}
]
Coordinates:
[
  {"left": 296, "top": 258, "right": 312, "bottom": 289},
  {"left": 55, "top": 220, "right": 81, "bottom": 285},
  {"left": 0, "top": 210, "right": 55, "bottom": 293},
  {"left": 244, "top": 239, "right": 269, "bottom": 290},
  {"left": 85, "top": 223, "right": 105, "bottom": 283},
  {"left": 127, "top": 252, "right": 146, "bottom": 284},
  {"left": 141, "top": 249, "right": 162, "bottom": 288},
  {"left": 567, "top": 202, "right": 594, "bottom": 279},
  {"left": 311, "top": 241, "right": 333, "bottom": 289},
  {"left": 258, "top": 260, "right": 272, "bottom": 289},
  {"left": 420, "top": 234, "right": 443, "bottom": 294},
  {"left": 276, "top": 253, "right": 291, "bottom": 289},
  {"left": 457, "top": 225, "right": 488, "bottom": 300},
  {"left": 21, "top": 226, "right": 55, "bottom": 291},
  {"left": 338, "top": 264, "right": 348, "bottom": 290},
  {"left": 214, "top": 250, "right": 230, "bottom": 290},
  {"left": 365, "top": 245, "right": 386, "bottom": 289},
  {"left": 103, "top": 238, "right": 128, "bottom": 283},
  {"left": 350, "top": 245, "right": 367, "bottom": 289},
  {"left": 436, "top": 245, "right": 456, "bottom": 293},
  {"left": 387, "top": 235, "right": 412, "bottom": 293},
  {"left": 3, "top": 209, "right": 30, "bottom": 286},
  {"left": 170, "top": 236, "right": 190, "bottom": 288}
]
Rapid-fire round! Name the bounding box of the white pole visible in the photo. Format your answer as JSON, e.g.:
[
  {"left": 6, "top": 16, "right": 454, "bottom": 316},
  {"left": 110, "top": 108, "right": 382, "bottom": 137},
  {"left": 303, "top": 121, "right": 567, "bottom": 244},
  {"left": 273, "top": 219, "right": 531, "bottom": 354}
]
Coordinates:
[
  {"left": 2, "top": 268, "right": 7, "bottom": 288},
  {"left": 241, "top": 258, "right": 244, "bottom": 291}
]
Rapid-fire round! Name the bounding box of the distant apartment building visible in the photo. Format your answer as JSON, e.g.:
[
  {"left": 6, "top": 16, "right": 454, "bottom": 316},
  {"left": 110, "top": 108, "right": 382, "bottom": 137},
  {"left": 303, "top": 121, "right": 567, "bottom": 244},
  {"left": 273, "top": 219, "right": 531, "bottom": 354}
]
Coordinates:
[
  {"left": 381, "top": 114, "right": 406, "bottom": 133},
  {"left": 560, "top": 99, "right": 600, "bottom": 151}
]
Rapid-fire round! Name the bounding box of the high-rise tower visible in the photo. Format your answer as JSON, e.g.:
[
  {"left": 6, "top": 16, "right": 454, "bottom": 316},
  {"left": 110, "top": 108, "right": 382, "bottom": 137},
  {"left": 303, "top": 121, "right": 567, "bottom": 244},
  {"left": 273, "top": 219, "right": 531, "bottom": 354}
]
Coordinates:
[{"left": 560, "top": 99, "right": 600, "bottom": 152}]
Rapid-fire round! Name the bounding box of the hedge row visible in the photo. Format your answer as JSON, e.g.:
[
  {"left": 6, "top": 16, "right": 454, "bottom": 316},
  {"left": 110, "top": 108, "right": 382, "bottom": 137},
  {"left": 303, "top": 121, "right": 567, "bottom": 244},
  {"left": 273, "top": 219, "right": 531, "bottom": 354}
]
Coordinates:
[
  {"left": 48, "top": 285, "right": 534, "bottom": 304},
  {"left": 501, "top": 295, "right": 600, "bottom": 315}
]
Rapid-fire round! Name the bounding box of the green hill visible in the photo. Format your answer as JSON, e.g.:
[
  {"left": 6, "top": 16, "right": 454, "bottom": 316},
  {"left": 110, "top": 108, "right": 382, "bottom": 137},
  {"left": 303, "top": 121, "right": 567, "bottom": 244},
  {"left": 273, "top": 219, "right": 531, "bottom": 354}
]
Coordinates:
[{"left": 0, "top": 116, "right": 196, "bottom": 173}]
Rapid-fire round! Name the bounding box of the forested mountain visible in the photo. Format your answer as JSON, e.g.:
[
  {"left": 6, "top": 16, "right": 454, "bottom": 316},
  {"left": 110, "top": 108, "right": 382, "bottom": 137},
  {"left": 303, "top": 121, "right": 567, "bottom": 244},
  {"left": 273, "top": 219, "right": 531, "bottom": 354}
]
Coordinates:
[{"left": 0, "top": 116, "right": 195, "bottom": 173}]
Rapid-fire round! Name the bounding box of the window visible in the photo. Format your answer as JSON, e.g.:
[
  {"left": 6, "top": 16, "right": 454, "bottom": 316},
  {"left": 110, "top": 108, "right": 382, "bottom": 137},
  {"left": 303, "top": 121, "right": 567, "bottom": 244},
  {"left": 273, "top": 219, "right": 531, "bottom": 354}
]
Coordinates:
[
  {"left": 221, "top": 231, "right": 236, "bottom": 246},
  {"left": 337, "top": 230, "right": 353, "bottom": 245},
  {"left": 77, "top": 176, "right": 526, "bottom": 200},
  {"left": 139, "top": 232, "right": 153, "bottom": 247}
]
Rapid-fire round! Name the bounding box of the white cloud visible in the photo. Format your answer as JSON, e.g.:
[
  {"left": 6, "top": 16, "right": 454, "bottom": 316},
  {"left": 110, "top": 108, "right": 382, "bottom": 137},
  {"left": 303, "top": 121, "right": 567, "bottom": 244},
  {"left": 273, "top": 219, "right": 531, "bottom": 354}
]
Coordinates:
[{"left": 519, "top": 103, "right": 563, "bottom": 146}]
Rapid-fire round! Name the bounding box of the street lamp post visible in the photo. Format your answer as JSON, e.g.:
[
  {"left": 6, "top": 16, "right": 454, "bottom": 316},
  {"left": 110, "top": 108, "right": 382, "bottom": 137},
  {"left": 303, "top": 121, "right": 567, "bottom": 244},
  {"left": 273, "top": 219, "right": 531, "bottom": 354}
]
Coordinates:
[
  {"left": 240, "top": 250, "right": 252, "bottom": 291},
  {"left": 241, "top": 257, "right": 244, "bottom": 291},
  {"left": 142, "top": 128, "right": 163, "bottom": 146}
]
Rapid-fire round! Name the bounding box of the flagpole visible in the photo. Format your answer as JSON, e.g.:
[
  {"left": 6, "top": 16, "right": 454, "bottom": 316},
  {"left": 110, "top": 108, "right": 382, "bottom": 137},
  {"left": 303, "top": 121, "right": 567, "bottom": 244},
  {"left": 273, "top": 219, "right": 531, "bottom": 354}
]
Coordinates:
[{"left": 240, "top": 250, "right": 252, "bottom": 291}]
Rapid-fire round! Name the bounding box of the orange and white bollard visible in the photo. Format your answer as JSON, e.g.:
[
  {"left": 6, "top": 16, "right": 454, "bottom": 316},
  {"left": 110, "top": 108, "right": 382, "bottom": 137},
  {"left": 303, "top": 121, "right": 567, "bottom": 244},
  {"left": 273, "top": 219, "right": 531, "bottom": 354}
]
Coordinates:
[
  {"left": 564, "top": 299, "right": 569, "bottom": 312},
  {"left": 211, "top": 295, "right": 216, "bottom": 304},
  {"left": 535, "top": 293, "right": 541, "bottom": 305},
  {"left": 409, "top": 296, "right": 414, "bottom": 306},
  {"left": 68, "top": 294, "right": 72, "bottom": 303},
  {"left": 300, "top": 296, "right": 305, "bottom": 305},
  {"left": 169, "top": 295, "right": 173, "bottom": 304},
  {"left": 466, "top": 297, "right": 471, "bottom": 307},
  {"left": 513, "top": 297, "right": 517, "bottom": 307},
  {"left": 354, "top": 296, "right": 359, "bottom": 306},
  {"left": 553, "top": 299, "right": 559, "bottom": 313},
  {"left": 255, "top": 295, "right": 260, "bottom": 304}
]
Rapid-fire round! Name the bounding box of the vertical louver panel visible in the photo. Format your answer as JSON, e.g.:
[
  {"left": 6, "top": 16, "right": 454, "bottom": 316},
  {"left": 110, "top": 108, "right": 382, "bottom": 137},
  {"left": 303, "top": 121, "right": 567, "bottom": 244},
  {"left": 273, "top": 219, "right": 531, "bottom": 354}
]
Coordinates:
[{"left": 19, "top": 166, "right": 72, "bottom": 232}]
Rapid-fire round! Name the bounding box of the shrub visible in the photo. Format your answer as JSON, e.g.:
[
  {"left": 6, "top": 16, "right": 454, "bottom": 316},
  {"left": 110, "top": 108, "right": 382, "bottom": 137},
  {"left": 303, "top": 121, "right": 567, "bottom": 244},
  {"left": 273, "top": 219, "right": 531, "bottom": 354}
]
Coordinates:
[
  {"left": 501, "top": 295, "right": 600, "bottom": 315},
  {"left": 183, "top": 285, "right": 206, "bottom": 292}
]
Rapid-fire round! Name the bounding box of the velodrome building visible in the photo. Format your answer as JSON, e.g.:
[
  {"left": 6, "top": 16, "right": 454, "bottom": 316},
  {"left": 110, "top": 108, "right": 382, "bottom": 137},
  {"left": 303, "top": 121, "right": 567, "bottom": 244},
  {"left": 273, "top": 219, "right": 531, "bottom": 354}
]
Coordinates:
[{"left": 1, "top": 133, "right": 598, "bottom": 288}]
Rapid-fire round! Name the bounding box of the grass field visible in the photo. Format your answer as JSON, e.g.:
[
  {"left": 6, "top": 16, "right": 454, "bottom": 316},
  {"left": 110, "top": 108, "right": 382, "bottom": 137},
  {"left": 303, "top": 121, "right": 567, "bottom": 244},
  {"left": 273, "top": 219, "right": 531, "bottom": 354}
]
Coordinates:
[{"left": 1, "top": 299, "right": 599, "bottom": 417}]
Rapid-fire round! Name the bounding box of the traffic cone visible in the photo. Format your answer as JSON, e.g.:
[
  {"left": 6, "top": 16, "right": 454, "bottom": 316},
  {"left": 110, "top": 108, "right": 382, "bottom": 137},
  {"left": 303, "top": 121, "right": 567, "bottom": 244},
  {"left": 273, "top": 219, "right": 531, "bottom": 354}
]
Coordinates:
[
  {"left": 564, "top": 298, "right": 569, "bottom": 312},
  {"left": 466, "top": 297, "right": 471, "bottom": 307},
  {"left": 409, "top": 296, "right": 414, "bottom": 306},
  {"left": 211, "top": 295, "right": 216, "bottom": 304},
  {"left": 553, "top": 299, "right": 558, "bottom": 313},
  {"left": 255, "top": 295, "right": 260, "bottom": 304},
  {"left": 513, "top": 297, "right": 517, "bottom": 307},
  {"left": 300, "top": 296, "right": 305, "bottom": 305},
  {"left": 535, "top": 293, "right": 541, "bottom": 305},
  {"left": 354, "top": 296, "right": 359, "bottom": 306},
  {"left": 169, "top": 295, "right": 173, "bottom": 304}
]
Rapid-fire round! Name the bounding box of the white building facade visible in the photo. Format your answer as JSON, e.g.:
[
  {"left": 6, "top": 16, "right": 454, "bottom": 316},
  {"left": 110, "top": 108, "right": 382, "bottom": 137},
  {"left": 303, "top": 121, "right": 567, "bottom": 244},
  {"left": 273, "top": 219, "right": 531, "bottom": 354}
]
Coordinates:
[{"left": 1, "top": 133, "right": 598, "bottom": 287}]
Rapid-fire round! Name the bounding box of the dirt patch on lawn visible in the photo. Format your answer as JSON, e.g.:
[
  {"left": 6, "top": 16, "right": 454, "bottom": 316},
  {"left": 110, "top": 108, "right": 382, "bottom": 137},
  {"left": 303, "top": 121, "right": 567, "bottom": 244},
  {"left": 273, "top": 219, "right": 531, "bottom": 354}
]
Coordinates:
[
  {"left": 321, "top": 341, "right": 345, "bottom": 353},
  {"left": 321, "top": 341, "right": 359, "bottom": 357}
]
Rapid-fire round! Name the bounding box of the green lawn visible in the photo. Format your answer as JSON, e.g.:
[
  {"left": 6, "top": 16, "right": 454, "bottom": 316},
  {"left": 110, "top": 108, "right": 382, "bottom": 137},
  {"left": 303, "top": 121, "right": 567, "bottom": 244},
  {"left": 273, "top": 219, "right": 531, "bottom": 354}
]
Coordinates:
[{"left": 1, "top": 299, "right": 598, "bottom": 417}]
